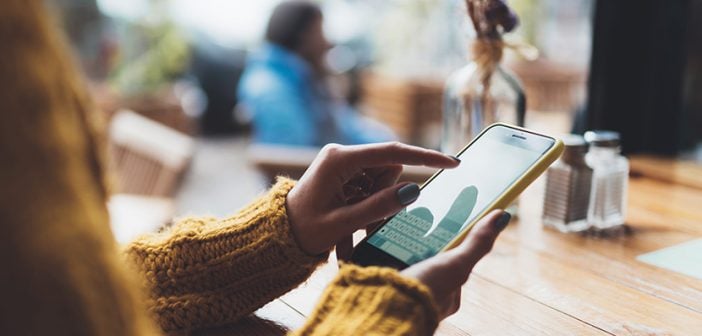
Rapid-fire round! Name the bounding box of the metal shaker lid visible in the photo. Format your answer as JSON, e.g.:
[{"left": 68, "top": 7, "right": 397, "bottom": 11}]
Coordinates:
[
  {"left": 562, "top": 134, "right": 588, "bottom": 149},
  {"left": 584, "top": 130, "right": 620, "bottom": 147},
  {"left": 560, "top": 134, "right": 588, "bottom": 165}
]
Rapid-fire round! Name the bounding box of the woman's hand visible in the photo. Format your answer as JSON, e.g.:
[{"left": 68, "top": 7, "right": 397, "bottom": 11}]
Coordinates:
[
  {"left": 286, "top": 142, "right": 459, "bottom": 256},
  {"left": 401, "top": 210, "right": 511, "bottom": 319}
]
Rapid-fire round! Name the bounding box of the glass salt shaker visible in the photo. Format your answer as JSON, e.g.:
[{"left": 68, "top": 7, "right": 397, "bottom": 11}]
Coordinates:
[
  {"left": 542, "top": 135, "right": 593, "bottom": 232},
  {"left": 584, "top": 130, "right": 629, "bottom": 230}
]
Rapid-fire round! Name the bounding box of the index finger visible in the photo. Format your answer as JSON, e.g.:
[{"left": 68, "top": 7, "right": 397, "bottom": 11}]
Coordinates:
[{"left": 339, "top": 142, "right": 460, "bottom": 170}]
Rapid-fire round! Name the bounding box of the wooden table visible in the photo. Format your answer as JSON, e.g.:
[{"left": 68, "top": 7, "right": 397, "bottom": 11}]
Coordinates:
[{"left": 195, "top": 173, "right": 702, "bottom": 335}]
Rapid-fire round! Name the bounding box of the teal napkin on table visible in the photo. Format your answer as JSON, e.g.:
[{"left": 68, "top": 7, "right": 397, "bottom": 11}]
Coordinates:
[{"left": 637, "top": 239, "right": 702, "bottom": 280}]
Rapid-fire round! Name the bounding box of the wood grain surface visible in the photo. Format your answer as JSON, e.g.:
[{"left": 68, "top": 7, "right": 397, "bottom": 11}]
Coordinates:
[{"left": 198, "top": 171, "right": 702, "bottom": 335}]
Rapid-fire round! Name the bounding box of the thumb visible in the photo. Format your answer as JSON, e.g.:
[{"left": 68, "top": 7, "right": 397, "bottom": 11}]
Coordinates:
[
  {"left": 449, "top": 210, "right": 511, "bottom": 274},
  {"left": 330, "top": 182, "right": 420, "bottom": 235},
  {"left": 400, "top": 210, "right": 510, "bottom": 301}
]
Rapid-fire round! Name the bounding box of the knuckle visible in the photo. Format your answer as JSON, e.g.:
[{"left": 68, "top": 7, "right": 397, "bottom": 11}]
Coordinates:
[
  {"left": 448, "top": 258, "right": 472, "bottom": 283},
  {"left": 473, "top": 229, "right": 497, "bottom": 249},
  {"left": 459, "top": 231, "right": 497, "bottom": 263},
  {"left": 387, "top": 141, "right": 405, "bottom": 151},
  {"left": 476, "top": 239, "right": 495, "bottom": 255},
  {"left": 461, "top": 272, "right": 471, "bottom": 284},
  {"left": 397, "top": 141, "right": 409, "bottom": 150},
  {"left": 320, "top": 143, "right": 342, "bottom": 157}
]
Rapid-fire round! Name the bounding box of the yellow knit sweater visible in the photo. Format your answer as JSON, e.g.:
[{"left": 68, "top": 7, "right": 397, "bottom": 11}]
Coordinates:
[{"left": 0, "top": 1, "right": 439, "bottom": 335}]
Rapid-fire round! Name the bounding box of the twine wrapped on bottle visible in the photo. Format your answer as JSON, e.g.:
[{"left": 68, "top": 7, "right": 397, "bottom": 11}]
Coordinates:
[
  {"left": 472, "top": 39, "right": 504, "bottom": 88},
  {"left": 466, "top": 0, "right": 517, "bottom": 109}
]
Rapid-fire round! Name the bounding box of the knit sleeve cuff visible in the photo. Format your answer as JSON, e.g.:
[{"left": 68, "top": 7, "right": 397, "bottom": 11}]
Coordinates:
[
  {"left": 293, "top": 264, "right": 440, "bottom": 336},
  {"left": 266, "top": 176, "right": 330, "bottom": 269}
]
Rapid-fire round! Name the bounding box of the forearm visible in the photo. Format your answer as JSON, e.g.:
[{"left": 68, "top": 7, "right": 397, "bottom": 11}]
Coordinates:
[
  {"left": 124, "top": 177, "right": 327, "bottom": 332},
  {"left": 293, "top": 264, "right": 440, "bottom": 336}
]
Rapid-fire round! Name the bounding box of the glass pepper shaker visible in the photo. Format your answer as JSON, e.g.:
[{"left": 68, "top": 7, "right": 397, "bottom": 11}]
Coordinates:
[
  {"left": 584, "top": 130, "right": 629, "bottom": 230},
  {"left": 542, "top": 134, "right": 593, "bottom": 232}
]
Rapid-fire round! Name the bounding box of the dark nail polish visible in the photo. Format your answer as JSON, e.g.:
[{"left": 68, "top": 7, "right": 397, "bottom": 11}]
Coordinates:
[
  {"left": 494, "top": 212, "right": 512, "bottom": 231},
  {"left": 397, "top": 183, "right": 420, "bottom": 206},
  {"left": 450, "top": 155, "right": 461, "bottom": 163}
]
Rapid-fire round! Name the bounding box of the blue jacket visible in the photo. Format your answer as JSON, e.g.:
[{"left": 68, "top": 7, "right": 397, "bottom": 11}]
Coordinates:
[{"left": 237, "top": 44, "right": 395, "bottom": 146}]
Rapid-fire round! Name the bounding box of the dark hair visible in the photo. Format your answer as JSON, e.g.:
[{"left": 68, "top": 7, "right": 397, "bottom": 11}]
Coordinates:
[{"left": 265, "top": 1, "right": 322, "bottom": 51}]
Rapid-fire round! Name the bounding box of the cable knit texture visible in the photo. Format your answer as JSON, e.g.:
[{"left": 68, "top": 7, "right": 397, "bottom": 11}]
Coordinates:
[
  {"left": 293, "top": 264, "right": 440, "bottom": 336},
  {"left": 124, "top": 178, "right": 328, "bottom": 332},
  {"left": 0, "top": 1, "right": 441, "bottom": 335}
]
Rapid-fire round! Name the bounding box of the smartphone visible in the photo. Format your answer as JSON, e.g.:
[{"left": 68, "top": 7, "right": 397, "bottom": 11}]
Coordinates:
[{"left": 351, "top": 123, "right": 564, "bottom": 269}]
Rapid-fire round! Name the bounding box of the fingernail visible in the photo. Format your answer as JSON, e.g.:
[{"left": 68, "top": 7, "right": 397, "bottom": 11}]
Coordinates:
[
  {"left": 450, "top": 155, "right": 461, "bottom": 163},
  {"left": 396, "top": 183, "right": 420, "bottom": 206},
  {"left": 494, "top": 212, "right": 511, "bottom": 231}
]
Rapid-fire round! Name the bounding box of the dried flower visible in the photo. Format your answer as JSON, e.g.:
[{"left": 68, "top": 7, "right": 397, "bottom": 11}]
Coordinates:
[{"left": 467, "top": 0, "right": 519, "bottom": 39}]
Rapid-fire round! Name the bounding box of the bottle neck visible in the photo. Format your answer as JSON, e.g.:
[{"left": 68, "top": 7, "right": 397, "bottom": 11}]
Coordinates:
[{"left": 472, "top": 63, "right": 504, "bottom": 78}]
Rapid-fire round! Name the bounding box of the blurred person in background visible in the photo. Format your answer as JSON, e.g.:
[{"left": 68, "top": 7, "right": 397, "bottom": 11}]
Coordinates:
[{"left": 238, "top": 0, "right": 396, "bottom": 146}]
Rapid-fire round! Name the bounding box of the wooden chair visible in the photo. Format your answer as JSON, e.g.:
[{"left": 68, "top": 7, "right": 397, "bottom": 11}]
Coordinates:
[
  {"left": 359, "top": 71, "right": 444, "bottom": 148},
  {"left": 108, "top": 110, "right": 195, "bottom": 197},
  {"left": 509, "top": 58, "right": 587, "bottom": 113}
]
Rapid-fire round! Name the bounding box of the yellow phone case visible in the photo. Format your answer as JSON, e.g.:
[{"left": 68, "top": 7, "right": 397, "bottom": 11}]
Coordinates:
[{"left": 430, "top": 122, "right": 564, "bottom": 252}]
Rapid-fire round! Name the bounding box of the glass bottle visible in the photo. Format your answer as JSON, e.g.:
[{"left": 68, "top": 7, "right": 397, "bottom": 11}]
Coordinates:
[
  {"left": 584, "top": 130, "right": 629, "bottom": 230},
  {"left": 542, "top": 134, "right": 593, "bottom": 232},
  {"left": 441, "top": 62, "right": 526, "bottom": 154}
]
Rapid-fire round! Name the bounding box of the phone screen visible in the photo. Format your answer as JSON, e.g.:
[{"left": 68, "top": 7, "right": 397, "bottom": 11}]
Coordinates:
[{"left": 365, "top": 125, "right": 555, "bottom": 265}]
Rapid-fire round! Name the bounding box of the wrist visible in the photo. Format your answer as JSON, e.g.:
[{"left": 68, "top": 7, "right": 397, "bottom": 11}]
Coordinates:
[{"left": 271, "top": 177, "right": 330, "bottom": 262}]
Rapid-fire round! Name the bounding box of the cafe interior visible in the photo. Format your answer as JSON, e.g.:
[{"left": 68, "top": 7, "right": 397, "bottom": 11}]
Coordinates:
[{"left": 3, "top": 0, "right": 702, "bottom": 335}]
